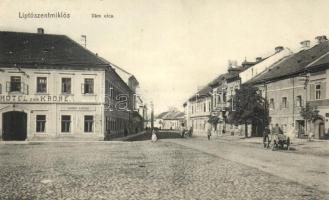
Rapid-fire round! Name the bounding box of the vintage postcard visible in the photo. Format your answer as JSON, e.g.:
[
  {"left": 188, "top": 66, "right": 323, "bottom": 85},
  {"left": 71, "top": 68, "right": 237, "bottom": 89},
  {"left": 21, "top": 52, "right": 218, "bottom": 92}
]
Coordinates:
[{"left": 0, "top": 0, "right": 328, "bottom": 199}]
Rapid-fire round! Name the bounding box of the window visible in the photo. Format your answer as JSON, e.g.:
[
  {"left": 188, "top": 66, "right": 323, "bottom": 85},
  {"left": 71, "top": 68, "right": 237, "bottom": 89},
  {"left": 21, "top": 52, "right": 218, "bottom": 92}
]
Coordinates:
[
  {"left": 296, "top": 96, "right": 302, "bottom": 107},
  {"left": 0, "top": 83, "right": 2, "bottom": 94},
  {"left": 61, "top": 115, "right": 71, "bottom": 132},
  {"left": 204, "top": 103, "right": 206, "bottom": 112},
  {"left": 269, "top": 98, "right": 275, "bottom": 109},
  {"left": 10, "top": 76, "right": 21, "bottom": 92},
  {"left": 282, "top": 97, "right": 287, "bottom": 108},
  {"left": 37, "top": 77, "right": 47, "bottom": 93},
  {"left": 83, "top": 78, "right": 94, "bottom": 94},
  {"left": 36, "top": 115, "right": 46, "bottom": 132},
  {"left": 106, "top": 117, "right": 109, "bottom": 131},
  {"left": 84, "top": 115, "right": 94, "bottom": 132},
  {"left": 62, "top": 78, "right": 71, "bottom": 94},
  {"left": 315, "top": 84, "right": 321, "bottom": 100}
]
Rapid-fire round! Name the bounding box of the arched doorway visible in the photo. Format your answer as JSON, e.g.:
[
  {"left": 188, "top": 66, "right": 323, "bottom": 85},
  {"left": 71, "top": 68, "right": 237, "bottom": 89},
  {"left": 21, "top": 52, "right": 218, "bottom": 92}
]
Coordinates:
[
  {"left": 2, "top": 111, "right": 27, "bottom": 141},
  {"left": 313, "top": 117, "right": 325, "bottom": 139}
]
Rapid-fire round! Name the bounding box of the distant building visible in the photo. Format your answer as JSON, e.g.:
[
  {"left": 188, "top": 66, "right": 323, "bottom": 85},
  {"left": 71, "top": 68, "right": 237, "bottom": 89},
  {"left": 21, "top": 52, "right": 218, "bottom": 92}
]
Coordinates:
[
  {"left": 185, "top": 84, "right": 212, "bottom": 136},
  {"left": 155, "top": 110, "right": 184, "bottom": 130},
  {"left": 0, "top": 29, "right": 137, "bottom": 141}
]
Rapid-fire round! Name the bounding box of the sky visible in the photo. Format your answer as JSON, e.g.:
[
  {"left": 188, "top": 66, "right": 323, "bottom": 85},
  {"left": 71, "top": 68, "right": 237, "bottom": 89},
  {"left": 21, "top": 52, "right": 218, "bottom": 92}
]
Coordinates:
[{"left": 1, "top": 0, "right": 329, "bottom": 114}]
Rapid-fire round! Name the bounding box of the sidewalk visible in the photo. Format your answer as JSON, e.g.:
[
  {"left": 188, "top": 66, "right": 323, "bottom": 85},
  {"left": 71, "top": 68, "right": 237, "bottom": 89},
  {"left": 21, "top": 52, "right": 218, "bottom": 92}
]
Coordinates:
[
  {"left": 212, "top": 134, "right": 329, "bottom": 157},
  {"left": 0, "top": 131, "right": 147, "bottom": 144},
  {"left": 169, "top": 137, "right": 329, "bottom": 193}
]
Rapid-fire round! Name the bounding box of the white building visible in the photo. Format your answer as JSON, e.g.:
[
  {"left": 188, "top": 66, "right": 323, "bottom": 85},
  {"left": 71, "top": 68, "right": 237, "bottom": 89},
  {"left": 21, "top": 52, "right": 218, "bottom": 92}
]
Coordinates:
[{"left": 0, "top": 29, "right": 135, "bottom": 141}]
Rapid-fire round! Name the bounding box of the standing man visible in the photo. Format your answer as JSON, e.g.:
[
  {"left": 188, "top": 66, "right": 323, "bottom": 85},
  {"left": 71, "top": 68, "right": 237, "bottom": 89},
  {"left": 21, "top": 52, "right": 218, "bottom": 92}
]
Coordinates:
[
  {"left": 207, "top": 127, "right": 212, "bottom": 140},
  {"left": 263, "top": 126, "right": 270, "bottom": 148},
  {"left": 272, "top": 123, "right": 282, "bottom": 134}
]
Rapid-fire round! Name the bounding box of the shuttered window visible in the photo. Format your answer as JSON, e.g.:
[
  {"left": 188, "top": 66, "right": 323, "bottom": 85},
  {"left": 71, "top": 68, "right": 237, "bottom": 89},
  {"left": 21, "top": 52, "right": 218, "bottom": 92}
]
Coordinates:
[
  {"left": 315, "top": 84, "right": 321, "bottom": 100},
  {"left": 321, "top": 82, "right": 326, "bottom": 99}
]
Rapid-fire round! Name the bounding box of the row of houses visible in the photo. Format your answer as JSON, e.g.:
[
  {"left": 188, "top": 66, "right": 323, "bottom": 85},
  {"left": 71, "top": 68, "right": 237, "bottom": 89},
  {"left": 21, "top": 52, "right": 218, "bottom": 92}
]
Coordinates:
[
  {"left": 0, "top": 28, "right": 147, "bottom": 141},
  {"left": 184, "top": 35, "right": 329, "bottom": 139}
]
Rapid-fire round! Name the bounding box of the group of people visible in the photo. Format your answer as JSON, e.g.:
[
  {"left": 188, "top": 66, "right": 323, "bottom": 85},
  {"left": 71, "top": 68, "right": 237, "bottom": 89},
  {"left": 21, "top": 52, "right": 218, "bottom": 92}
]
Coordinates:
[
  {"left": 181, "top": 127, "right": 193, "bottom": 138},
  {"left": 263, "top": 123, "right": 283, "bottom": 148}
]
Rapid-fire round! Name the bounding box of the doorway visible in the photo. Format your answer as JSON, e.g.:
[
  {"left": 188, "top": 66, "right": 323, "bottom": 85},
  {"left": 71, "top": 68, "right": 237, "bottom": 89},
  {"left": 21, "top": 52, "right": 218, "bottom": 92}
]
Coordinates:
[
  {"left": 2, "top": 111, "right": 27, "bottom": 141},
  {"left": 313, "top": 118, "right": 325, "bottom": 139}
]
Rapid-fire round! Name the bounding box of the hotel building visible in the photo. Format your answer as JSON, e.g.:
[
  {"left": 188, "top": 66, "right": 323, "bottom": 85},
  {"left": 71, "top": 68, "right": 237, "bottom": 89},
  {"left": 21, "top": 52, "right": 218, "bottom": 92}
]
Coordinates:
[{"left": 0, "top": 29, "right": 139, "bottom": 141}]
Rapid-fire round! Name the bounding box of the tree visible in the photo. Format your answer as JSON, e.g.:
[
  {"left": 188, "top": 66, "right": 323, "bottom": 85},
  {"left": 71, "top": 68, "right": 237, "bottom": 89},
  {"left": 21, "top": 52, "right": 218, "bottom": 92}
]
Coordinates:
[
  {"left": 228, "top": 84, "right": 269, "bottom": 138},
  {"left": 208, "top": 115, "right": 220, "bottom": 129},
  {"left": 300, "top": 103, "right": 320, "bottom": 132}
]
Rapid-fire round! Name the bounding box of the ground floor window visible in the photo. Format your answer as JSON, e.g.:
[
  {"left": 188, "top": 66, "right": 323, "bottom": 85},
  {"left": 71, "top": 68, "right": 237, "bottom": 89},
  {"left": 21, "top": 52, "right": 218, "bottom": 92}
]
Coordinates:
[
  {"left": 36, "top": 115, "right": 46, "bottom": 132},
  {"left": 84, "top": 115, "right": 94, "bottom": 132},
  {"left": 61, "top": 115, "right": 71, "bottom": 132}
]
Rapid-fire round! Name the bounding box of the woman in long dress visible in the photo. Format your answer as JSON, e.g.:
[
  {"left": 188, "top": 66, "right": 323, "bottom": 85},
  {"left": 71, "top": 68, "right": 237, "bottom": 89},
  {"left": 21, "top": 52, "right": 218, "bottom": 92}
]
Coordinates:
[{"left": 151, "top": 129, "right": 158, "bottom": 142}]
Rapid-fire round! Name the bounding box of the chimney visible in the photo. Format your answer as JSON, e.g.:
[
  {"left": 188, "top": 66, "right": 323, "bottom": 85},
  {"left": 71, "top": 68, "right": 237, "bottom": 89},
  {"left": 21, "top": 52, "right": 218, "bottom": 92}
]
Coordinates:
[
  {"left": 37, "top": 28, "right": 44, "bottom": 34},
  {"left": 315, "top": 35, "right": 327, "bottom": 44},
  {"left": 300, "top": 40, "right": 310, "bottom": 49},
  {"left": 256, "top": 57, "right": 262, "bottom": 62},
  {"left": 275, "top": 46, "right": 284, "bottom": 53}
]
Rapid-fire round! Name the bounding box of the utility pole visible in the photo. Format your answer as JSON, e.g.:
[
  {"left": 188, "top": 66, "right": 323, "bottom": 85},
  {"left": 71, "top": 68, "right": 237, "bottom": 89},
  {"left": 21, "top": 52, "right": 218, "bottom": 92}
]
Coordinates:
[
  {"left": 299, "top": 73, "right": 310, "bottom": 137},
  {"left": 151, "top": 101, "right": 154, "bottom": 130}
]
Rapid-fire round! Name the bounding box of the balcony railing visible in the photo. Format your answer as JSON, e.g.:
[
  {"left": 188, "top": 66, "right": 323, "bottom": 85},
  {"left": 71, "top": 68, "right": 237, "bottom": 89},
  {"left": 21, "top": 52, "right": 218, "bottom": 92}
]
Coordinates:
[{"left": 6, "top": 82, "right": 29, "bottom": 94}]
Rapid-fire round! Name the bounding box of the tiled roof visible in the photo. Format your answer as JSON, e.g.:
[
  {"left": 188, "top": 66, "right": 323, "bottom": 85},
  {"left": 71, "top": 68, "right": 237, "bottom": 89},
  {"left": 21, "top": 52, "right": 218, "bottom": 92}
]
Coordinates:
[
  {"left": 307, "top": 51, "right": 329, "bottom": 70},
  {"left": 156, "top": 112, "right": 169, "bottom": 119},
  {"left": 163, "top": 111, "right": 185, "bottom": 120},
  {"left": 0, "top": 31, "right": 108, "bottom": 68},
  {"left": 248, "top": 41, "right": 329, "bottom": 83}
]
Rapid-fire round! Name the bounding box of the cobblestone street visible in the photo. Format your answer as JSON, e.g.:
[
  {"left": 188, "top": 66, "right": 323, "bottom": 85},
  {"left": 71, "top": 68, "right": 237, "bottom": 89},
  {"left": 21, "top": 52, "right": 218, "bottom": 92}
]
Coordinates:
[{"left": 0, "top": 137, "right": 328, "bottom": 199}]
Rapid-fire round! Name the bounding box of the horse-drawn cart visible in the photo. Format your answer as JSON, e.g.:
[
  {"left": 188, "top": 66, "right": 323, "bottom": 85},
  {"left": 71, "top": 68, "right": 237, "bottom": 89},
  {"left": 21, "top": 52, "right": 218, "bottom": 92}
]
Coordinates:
[{"left": 269, "top": 133, "right": 290, "bottom": 150}]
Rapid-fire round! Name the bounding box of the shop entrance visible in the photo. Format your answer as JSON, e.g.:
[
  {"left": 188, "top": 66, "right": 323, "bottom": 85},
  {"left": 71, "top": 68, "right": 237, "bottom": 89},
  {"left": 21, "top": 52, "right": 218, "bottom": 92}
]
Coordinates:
[{"left": 2, "top": 111, "right": 27, "bottom": 141}]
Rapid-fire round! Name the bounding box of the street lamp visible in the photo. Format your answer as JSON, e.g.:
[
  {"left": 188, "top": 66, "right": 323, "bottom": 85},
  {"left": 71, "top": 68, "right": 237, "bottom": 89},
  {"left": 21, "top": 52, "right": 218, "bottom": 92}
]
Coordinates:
[{"left": 299, "top": 73, "right": 310, "bottom": 137}]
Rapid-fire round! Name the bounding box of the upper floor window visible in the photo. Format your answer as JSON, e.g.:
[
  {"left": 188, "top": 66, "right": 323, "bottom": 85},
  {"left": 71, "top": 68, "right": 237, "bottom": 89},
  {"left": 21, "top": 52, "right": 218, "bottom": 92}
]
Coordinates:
[
  {"left": 62, "top": 78, "right": 71, "bottom": 94},
  {"left": 223, "top": 92, "right": 227, "bottom": 103},
  {"left": 281, "top": 97, "right": 287, "bottom": 108},
  {"left": 10, "top": 76, "right": 21, "bottom": 92},
  {"left": 0, "top": 83, "right": 2, "bottom": 94},
  {"left": 296, "top": 95, "right": 302, "bottom": 107},
  {"left": 315, "top": 84, "right": 321, "bottom": 100},
  {"left": 83, "top": 78, "right": 94, "bottom": 94},
  {"left": 269, "top": 98, "right": 275, "bottom": 109},
  {"left": 37, "top": 77, "right": 47, "bottom": 93}
]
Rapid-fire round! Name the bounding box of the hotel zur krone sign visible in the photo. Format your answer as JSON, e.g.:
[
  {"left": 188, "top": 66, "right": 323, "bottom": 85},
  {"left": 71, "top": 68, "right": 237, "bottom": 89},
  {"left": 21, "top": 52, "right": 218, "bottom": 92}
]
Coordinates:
[{"left": 0, "top": 95, "right": 70, "bottom": 103}]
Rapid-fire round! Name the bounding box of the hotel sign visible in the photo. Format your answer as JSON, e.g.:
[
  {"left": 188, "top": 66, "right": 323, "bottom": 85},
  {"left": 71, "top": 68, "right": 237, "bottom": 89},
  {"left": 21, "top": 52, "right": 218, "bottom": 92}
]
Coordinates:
[{"left": 0, "top": 95, "right": 70, "bottom": 103}]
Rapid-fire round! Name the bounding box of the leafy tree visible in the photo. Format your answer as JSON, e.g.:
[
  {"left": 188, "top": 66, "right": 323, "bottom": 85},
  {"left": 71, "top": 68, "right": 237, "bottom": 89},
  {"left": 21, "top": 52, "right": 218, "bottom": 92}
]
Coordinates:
[
  {"left": 300, "top": 103, "right": 319, "bottom": 123},
  {"left": 208, "top": 115, "right": 220, "bottom": 128},
  {"left": 228, "top": 84, "right": 269, "bottom": 137}
]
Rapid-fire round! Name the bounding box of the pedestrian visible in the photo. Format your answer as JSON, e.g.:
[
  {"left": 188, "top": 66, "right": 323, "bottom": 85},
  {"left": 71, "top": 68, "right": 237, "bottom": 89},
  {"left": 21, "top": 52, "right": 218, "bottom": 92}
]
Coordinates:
[
  {"left": 263, "top": 126, "right": 270, "bottom": 148},
  {"left": 272, "top": 123, "right": 282, "bottom": 134},
  {"left": 189, "top": 126, "right": 193, "bottom": 137},
  {"left": 207, "top": 127, "right": 212, "bottom": 140},
  {"left": 181, "top": 127, "right": 186, "bottom": 138},
  {"left": 151, "top": 129, "right": 158, "bottom": 142}
]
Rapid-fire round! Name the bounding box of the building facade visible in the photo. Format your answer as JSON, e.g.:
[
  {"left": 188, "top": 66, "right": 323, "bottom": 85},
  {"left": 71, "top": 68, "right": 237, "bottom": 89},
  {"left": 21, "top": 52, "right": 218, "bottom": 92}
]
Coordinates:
[
  {"left": 250, "top": 36, "right": 329, "bottom": 139},
  {"left": 0, "top": 30, "right": 139, "bottom": 141}
]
